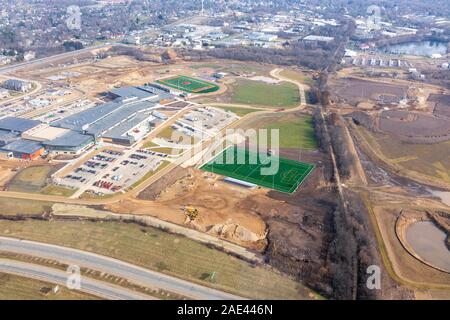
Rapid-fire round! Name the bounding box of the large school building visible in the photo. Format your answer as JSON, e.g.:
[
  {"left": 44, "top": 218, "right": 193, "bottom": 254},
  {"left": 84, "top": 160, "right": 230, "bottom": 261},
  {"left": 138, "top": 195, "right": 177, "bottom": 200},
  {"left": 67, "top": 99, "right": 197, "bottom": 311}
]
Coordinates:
[{"left": 0, "top": 85, "right": 173, "bottom": 159}]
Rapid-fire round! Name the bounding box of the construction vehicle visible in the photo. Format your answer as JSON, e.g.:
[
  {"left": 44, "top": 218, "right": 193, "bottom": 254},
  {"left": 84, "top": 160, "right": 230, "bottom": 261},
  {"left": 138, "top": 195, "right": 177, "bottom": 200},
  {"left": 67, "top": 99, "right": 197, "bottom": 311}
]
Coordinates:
[{"left": 183, "top": 205, "right": 199, "bottom": 221}]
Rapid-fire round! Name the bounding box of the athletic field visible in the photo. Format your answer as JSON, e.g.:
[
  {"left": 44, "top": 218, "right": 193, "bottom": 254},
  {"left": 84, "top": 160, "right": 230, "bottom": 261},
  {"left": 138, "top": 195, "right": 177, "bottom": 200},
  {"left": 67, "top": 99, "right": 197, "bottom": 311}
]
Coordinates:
[
  {"left": 157, "top": 75, "right": 220, "bottom": 94},
  {"left": 200, "top": 147, "right": 315, "bottom": 194}
]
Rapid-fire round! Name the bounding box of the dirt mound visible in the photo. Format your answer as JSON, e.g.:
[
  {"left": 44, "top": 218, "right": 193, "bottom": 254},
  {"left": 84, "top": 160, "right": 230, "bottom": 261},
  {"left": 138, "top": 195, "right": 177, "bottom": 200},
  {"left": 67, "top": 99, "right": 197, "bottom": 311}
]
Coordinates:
[
  {"left": 162, "top": 49, "right": 177, "bottom": 61},
  {"left": 429, "top": 94, "right": 450, "bottom": 118},
  {"left": 349, "top": 111, "right": 379, "bottom": 132},
  {"left": 138, "top": 166, "right": 189, "bottom": 200},
  {"left": 205, "top": 219, "right": 266, "bottom": 242}
]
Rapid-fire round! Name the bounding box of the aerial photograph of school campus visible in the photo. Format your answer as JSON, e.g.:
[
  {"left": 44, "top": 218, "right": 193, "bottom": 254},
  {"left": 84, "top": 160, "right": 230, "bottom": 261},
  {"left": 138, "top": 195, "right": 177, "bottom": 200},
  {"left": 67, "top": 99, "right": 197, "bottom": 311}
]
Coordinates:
[{"left": 0, "top": 0, "right": 449, "bottom": 302}]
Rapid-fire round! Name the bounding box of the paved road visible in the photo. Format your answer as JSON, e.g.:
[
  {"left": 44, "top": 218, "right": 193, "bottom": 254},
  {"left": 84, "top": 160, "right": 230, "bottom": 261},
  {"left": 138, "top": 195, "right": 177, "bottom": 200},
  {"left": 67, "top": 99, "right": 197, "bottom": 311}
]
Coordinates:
[
  {"left": 0, "top": 259, "right": 153, "bottom": 300},
  {"left": 270, "top": 68, "right": 307, "bottom": 107},
  {"left": 0, "top": 237, "right": 244, "bottom": 300}
]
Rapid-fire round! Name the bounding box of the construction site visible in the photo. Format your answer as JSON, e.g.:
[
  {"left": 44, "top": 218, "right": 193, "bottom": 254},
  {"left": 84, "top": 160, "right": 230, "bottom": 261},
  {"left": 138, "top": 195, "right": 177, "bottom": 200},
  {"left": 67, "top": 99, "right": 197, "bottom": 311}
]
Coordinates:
[
  {"left": 0, "top": 45, "right": 334, "bottom": 300},
  {"left": 0, "top": 41, "right": 448, "bottom": 301}
]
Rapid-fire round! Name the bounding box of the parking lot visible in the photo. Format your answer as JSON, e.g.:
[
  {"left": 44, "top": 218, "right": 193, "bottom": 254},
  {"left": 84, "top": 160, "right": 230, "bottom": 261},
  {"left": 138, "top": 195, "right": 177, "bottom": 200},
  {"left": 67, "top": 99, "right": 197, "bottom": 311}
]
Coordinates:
[
  {"left": 56, "top": 148, "right": 168, "bottom": 196},
  {"left": 179, "top": 107, "right": 238, "bottom": 136}
]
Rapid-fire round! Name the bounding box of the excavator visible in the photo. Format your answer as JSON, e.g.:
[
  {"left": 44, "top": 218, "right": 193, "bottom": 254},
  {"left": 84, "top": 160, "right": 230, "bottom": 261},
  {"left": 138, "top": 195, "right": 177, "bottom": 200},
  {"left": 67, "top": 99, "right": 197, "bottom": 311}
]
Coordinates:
[{"left": 183, "top": 205, "right": 199, "bottom": 221}]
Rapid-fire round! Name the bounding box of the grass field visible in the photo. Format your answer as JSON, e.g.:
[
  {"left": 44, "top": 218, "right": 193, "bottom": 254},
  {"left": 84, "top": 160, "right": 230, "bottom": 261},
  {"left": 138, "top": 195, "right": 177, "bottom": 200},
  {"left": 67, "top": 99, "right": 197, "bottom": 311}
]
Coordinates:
[
  {"left": 40, "top": 185, "right": 76, "bottom": 197},
  {"left": 156, "top": 126, "right": 198, "bottom": 144},
  {"left": 230, "top": 79, "right": 300, "bottom": 108},
  {"left": 7, "top": 166, "right": 54, "bottom": 193},
  {"left": 157, "top": 76, "right": 220, "bottom": 94},
  {"left": 157, "top": 126, "right": 176, "bottom": 140},
  {"left": 142, "top": 140, "right": 158, "bottom": 149},
  {"left": 279, "top": 69, "right": 313, "bottom": 86},
  {"left": 215, "top": 105, "right": 263, "bottom": 117},
  {"left": 0, "top": 198, "right": 52, "bottom": 216},
  {"left": 149, "top": 147, "right": 182, "bottom": 155},
  {"left": 263, "top": 114, "right": 317, "bottom": 150},
  {"left": 239, "top": 113, "right": 318, "bottom": 150},
  {"left": 0, "top": 272, "right": 98, "bottom": 300},
  {"left": 201, "top": 147, "right": 315, "bottom": 194},
  {"left": 0, "top": 219, "right": 317, "bottom": 299},
  {"left": 130, "top": 160, "right": 170, "bottom": 189}
]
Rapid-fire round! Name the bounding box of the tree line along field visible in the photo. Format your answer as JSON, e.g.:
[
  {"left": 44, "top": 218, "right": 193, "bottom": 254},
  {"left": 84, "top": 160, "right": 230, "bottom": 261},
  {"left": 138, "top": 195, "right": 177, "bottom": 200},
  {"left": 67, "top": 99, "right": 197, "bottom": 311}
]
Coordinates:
[{"left": 0, "top": 219, "right": 319, "bottom": 300}]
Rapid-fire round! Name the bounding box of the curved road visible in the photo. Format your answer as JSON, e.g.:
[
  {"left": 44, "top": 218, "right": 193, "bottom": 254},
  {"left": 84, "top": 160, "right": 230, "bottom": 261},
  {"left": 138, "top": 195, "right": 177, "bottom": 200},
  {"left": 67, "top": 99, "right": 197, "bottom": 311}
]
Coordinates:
[
  {"left": 0, "top": 259, "right": 153, "bottom": 300},
  {"left": 0, "top": 237, "right": 244, "bottom": 300}
]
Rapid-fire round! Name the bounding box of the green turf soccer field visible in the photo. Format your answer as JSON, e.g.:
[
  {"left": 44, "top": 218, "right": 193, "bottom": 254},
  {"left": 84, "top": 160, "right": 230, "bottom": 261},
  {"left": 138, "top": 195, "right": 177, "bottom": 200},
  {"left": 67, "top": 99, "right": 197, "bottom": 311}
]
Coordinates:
[
  {"left": 157, "top": 75, "right": 220, "bottom": 93},
  {"left": 200, "top": 147, "right": 315, "bottom": 194}
]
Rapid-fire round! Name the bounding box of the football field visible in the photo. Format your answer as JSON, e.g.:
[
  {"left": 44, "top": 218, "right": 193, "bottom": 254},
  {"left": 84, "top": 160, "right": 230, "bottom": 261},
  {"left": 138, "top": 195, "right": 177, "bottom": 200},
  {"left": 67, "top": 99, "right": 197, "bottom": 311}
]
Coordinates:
[
  {"left": 200, "top": 147, "right": 315, "bottom": 194},
  {"left": 157, "top": 75, "right": 220, "bottom": 93}
]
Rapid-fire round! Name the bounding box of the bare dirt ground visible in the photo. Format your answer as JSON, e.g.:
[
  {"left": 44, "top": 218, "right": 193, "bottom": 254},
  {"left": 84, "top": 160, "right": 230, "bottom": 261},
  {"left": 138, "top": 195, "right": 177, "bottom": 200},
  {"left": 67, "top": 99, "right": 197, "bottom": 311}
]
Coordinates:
[
  {"left": 429, "top": 93, "right": 450, "bottom": 118},
  {"left": 332, "top": 77, "right": 408, "bottom": 105},
  {"left": 350, "top": 122, "right": 450, "bottom": 188},
  {"left": 108, "top": 167, "right": 268, "bottom": 250},
  {"left": 127, "top": 144, "right": 337, "bottom": 294},
  {"left": 325, "top": 64, "right": 450, "bottom": 298},
  {"left": 378, "top": 110, "right": 450, "bottom": 139},
  {"left": 346, "top": 116, "right": 450, "bottom": 298},
  {"left": 106, "top": 147, "right": 337, "bottom": 295}
]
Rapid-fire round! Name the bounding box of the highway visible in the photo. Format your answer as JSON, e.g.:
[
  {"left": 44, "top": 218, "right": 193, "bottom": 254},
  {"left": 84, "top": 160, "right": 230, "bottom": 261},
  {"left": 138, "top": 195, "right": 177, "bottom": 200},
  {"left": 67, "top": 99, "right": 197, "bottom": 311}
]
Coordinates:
[
  {"left": 0, "top": 44, "right": 114, "bottom": 75},
  {"left": 0, "top": 236, "right": 244, "bottom": 300},
  {"left": 0, "top": 259, "right": 153, "bottom": 300}
]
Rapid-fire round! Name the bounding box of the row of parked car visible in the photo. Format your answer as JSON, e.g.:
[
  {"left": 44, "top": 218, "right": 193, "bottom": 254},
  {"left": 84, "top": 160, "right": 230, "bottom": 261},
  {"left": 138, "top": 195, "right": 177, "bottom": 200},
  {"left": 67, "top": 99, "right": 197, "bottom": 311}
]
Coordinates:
[
  {"left": 65, "top": 175, "right": 86, "bottom": 183},
  {"left": 93, "top": 180, "right": 121, "bottom": 192}
]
